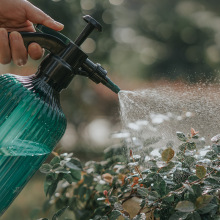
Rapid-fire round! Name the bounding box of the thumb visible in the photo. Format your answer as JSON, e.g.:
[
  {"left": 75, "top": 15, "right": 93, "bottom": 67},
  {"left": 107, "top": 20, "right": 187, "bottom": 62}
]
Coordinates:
[{"left": 23, "top": 1, "right": 64, "bottom": 31}]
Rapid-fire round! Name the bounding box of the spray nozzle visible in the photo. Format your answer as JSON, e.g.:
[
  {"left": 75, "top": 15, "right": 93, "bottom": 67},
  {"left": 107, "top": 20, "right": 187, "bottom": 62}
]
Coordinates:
[
  {"left": 79, "top": 59, "right": 120, "bottom": 94},
  {"left": 18, "top": 15, "right": 120, "bottom": 93}
]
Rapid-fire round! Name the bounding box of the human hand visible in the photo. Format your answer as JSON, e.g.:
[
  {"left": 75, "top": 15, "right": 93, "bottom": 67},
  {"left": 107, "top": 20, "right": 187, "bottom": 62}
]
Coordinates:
[{"left": 0, "top": 0, "right": 64, "bottom": 66}]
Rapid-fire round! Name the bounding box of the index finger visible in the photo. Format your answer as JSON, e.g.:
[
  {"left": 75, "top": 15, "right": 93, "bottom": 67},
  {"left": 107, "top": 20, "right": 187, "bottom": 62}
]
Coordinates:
[{"left": 23, "top": 1, "right": 64, "bottom": 31}]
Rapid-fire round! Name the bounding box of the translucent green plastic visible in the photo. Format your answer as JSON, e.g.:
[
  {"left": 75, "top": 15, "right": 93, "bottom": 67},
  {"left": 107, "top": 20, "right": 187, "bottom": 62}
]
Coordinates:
[{"left": 0, "top": 74, "right": 67, "bottom": 216}]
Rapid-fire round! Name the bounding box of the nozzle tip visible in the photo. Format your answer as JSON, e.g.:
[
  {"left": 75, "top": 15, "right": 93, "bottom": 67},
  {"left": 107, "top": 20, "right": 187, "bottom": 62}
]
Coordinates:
[{"left": 104, "top": 79, "right": 120, "bottom": 94}]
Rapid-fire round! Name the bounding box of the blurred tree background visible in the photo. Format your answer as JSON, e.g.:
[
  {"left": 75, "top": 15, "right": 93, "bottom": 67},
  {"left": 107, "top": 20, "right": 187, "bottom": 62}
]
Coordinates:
[
  {"left": 32, "top": 0, "right": 220, "bottom": 82},
  {"left": 2, "top": 0, "right": 220, "bottom": 219}
]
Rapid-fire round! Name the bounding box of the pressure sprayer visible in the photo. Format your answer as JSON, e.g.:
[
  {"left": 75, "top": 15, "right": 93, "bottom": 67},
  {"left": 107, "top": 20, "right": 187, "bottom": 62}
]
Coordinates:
[{"left": 0, "top": 15, "right": 120, "bottom": 215}]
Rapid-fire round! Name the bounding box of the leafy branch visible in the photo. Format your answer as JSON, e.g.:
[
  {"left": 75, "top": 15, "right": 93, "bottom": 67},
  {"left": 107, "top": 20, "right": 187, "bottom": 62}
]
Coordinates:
[{"left": 38, "top": 128, "right": 220, "bottom": 220}]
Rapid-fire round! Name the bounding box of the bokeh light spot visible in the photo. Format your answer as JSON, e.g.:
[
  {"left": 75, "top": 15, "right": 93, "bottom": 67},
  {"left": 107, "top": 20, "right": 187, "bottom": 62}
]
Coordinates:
[
  {"left": 109, "top": 0, "right": 124, "bottom": 6},
  {"left": 206, "top": 45, "right": 220, "bottom": 63},
  {"left": 80, "top": 0, "right": 95, "bottom": 10},
  {"left": 81, "top": 38, "right": 96, "bottom": 54},
  {"left": 140, "top": 48, "right": 157, "bottom": 65},
  {"left": 102, "top": 10, "right": 113, "bottom": 24}
]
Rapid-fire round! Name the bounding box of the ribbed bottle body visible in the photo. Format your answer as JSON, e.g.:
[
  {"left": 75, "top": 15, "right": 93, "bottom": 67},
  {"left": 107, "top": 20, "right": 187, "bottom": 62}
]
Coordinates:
[{"left": 0, "top": 74, "right": 67, "bottom": 215}]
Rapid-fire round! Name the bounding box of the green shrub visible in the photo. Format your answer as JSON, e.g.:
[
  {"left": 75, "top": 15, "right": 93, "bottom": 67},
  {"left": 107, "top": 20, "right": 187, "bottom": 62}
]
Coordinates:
[{"left": 39, "top": 128, "right": 220, "bottom": 220}]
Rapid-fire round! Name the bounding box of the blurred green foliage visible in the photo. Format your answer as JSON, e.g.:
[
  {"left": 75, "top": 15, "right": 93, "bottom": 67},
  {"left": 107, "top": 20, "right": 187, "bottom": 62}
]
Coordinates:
[{"left": 32, "top": 0, "right": 220, "bottom": 82}]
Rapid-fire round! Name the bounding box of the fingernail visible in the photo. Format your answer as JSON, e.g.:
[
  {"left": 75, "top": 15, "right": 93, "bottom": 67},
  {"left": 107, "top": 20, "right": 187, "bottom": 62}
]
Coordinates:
[
  {"left": 10, "top": 32, "right": 21, "bottom": 41},
  {"left": 0, "top": 28, "right": 8, "bottom": 40},
  {"left": 54, "top": 21, "right": 64, "bottom": 28},
  {"left": 16, "top": 58, "right": 26, "bottom": 66},
  {"left": 45, "top": 20, "right": 64, "bottom": 29}
]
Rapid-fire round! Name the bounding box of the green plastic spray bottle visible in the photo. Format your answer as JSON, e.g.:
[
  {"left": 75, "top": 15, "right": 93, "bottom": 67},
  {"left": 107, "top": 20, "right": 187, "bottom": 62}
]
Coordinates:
[{"left": 0, "top": 15, "right": 120, "bottom": 215}]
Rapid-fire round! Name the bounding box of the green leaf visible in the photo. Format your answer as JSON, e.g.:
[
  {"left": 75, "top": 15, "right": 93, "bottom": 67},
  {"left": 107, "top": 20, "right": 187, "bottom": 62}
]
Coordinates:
[
  {"left": 191, "top": 185, "right": 202, "bottom": 197},
  {"left": 173, "top": 169, "right": 190, "bottom": 184},
  {"left": 159, "top": 161, "right": 175, "bottom": 173},
  {"left": 44, "top": 180, "right": 50, "bottom": 196},
  {"left": 204, "top": 177, "right": 219, "bottom": 187},
  {"left": 54, "top": 167, "right": 70, "bottom": 174},
  {"left": 97, "top": 197, "right": 106, "bottom": 201},
  {"left": 196, "top": 165, "right": 206, "bottom": 179},
  {"left": 183, "top": 156, "right": 195, "bottom": 167},
  {"left": 70, "top": 169, "right": 81, "bottom": 181},
  {"left": 161, "top": 148, "right": 175, "bottom": 162},
  {"left": 186, "top": 211, "right": 201, "bottom": 220},
  {"left": 109, "top": 210, "right": 121, "bottom": 220},
  {"left": 45, "top": 173, "right": 58, "bottom": 185},
  {"left": 192, "top": 211, "right": 201, "bottom": 220},
  {"left": 142, "top": 169, "right": 150, "bottom": 174},
  {"left": 148, "top": 191, "right": 160, "bottom": 201},
  {"left": 52, "top": 163, "right": 60, "bottom": 170},
  {"left": 205, "top": 151, "right": 217, "bottom": 160},
  {"left": 70, "top": 158, "right": 83, "bottom": 170},
  {"left": 175, "top": 201, "right": 195, "bottom": 212},
  {"left": 45, "top": 180, "right": 58, "bottom": 197},
  {"left": 187, "top": 142, "right": 196, "bottom": 150},
  {"left": 188, "top": 175, "right": 199, "bottom": 183},
  {"left": 212, "top": 144, "right": 220, "bottom": 154},
  {"left": 179, "top": 143, "right": 188, "bottom": 151},
  {"left": 143, "top": 137, "right": 161, "bottom": 147},
  {"left": 163, "top": 195, "right": 174, "bottom": 203},
  {"left": 137, "top": 187, "right": 148, "bottom": 197},
  {"left": 95, "top": 184, "right": 109, "bottom": 192},
  {"left": 66, "top": 161, "right": 81, "bottom": 170},
  {"left": 169, "top": 211, "right": 189, "bottom": 220},
  {"left": 63, "top": 173, "right": 74, "bottom": 184},
  {"left": 109, "top": 196, "right": 118, "bottom": 204},
  {"left": 197, "top": 203, "right": 217, "bottom": 214},
  {"left": 40, "top": 164, "right": 52, "bottom": 174},
  {"left": 148, "top": 160, "right": 158, "bottom": 172},
  {"left": 154, "top": 179, "right": 167, "bottom": 197},
  {"left": 176, "top": 132, "right": 187, "bottom": 142},
  {"left": 50, "top": 156, "right": 60, "bottom": 166},
  {"left": 52, "top": 206, "right": 68, "bottom": 220},
  {"left": 195, "top": 195, "right": 213, "bottom": 209},
  {"left": 192, "top": 134, "right": 199, "bottom": 139}
]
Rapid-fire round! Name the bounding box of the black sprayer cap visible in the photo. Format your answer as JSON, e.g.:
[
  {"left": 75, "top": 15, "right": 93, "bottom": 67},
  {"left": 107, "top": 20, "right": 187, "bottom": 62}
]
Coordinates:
[{"left": 18, "top": 15, "right": 120, "bottom": 93}]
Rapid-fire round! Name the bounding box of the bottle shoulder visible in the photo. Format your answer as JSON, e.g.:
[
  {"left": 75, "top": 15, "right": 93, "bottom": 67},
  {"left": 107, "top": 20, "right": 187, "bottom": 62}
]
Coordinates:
[
  {"left": 0, "top": 73, "right": 67, "bottom": 126},
  {"left": 0, "top": 74, "right": 63, "bottom": 111}
]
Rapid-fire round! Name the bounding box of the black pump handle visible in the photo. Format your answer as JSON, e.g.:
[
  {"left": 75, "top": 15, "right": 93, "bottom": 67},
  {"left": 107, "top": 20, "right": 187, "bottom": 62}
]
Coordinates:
[
  {"left": 74, "top": 15, "right": 102, "bottom": 46},
  {"left": 18, "top": 32, "right": 67, "bottom": 54}
]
